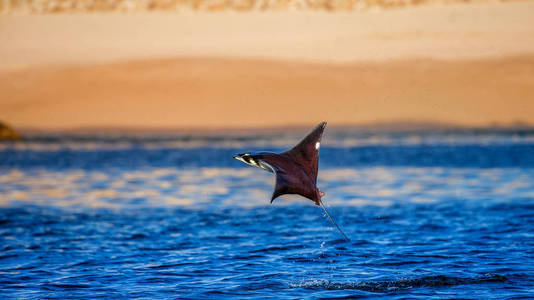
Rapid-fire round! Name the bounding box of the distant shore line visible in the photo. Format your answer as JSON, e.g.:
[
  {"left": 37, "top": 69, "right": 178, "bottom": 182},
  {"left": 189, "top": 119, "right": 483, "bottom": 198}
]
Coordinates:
[
  {"left": 0, "top": 0, "right": 523, "bottom": 13},
  {"left": 13, "top": 123, "right": 534, "bottom": 136}
]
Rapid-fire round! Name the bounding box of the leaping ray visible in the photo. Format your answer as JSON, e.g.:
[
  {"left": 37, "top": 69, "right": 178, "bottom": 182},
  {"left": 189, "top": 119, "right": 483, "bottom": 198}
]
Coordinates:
[{"left": 233, "top": 121, "right": 349, "bottom": 241}]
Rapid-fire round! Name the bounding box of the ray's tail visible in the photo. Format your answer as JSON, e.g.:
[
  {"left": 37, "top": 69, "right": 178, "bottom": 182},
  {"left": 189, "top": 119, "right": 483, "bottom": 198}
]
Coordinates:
[{"left": 318, "top": 199, "right": 350, "bottom": 241}]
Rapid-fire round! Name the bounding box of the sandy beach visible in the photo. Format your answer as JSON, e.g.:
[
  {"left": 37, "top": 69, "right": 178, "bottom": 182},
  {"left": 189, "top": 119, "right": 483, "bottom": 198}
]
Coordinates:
[{"left": 1, "top": 1, "right": 534, "bottom": 130}]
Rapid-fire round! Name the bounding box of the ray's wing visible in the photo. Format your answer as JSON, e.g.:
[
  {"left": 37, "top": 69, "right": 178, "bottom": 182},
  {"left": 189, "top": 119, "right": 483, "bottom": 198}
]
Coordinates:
[
  {"left": 261, "top": 151, "right": 350, "bottom": 240},
  {"left": 270, "top": 166, "right": 317, "bottom": 204},
  {"left": 283, "top": 121, "right": 327, "bottom": 184},
  {"left": 258, "top": 154, "right": 318, "bottom": 204}
]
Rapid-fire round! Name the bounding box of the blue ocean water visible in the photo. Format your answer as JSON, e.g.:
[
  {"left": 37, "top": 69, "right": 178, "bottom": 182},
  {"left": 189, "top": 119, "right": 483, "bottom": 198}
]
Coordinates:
[{"left": 1, "top": 129, "right": 533, "bottom": 299}]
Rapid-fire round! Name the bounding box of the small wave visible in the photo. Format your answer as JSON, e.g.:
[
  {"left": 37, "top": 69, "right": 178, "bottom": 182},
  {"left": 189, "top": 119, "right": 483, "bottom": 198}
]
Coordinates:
[
  {"left": 147, "top": 262, "right": 197, "bottom": 269},
  {"left": 0, "top": 254, "right": 18, "bottom": 260},
  {"left": 126, "top": 233, "right": 149, "bottom": 240},
  {"left": 44, "top": 283, "right": 91, "bottom": 290},
  {"left": 249, "top": 244, "right": 308, "bottom": 254},
  {"left": 289, "top": 274, "right": 506, "bottom": 292}
]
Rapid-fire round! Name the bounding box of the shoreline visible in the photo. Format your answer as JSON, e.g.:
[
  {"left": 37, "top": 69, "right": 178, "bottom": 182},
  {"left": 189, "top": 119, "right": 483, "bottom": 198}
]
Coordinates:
[{"left": 14, "top": 123, "right": 534, "bottom": 136}]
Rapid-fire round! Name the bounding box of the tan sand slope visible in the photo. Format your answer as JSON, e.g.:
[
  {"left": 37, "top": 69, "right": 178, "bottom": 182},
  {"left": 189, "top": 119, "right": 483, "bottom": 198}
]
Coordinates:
[{"left": 1, "top": 57, "right": 533, "bottom": 130}]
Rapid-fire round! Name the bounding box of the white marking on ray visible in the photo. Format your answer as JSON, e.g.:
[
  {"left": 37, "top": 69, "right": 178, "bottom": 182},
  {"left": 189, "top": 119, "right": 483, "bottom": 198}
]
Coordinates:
[
  {"left": 315, "top": 142, "right": 320, "bottom": 150},
  {"left": 259, "top": 161, "right": 275, "bottom": 173}
]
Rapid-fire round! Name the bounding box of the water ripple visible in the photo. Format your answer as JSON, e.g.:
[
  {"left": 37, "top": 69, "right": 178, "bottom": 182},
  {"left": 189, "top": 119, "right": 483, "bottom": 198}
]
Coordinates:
[
  {"left": 289, "top": 274, "right": 507, "bottom": 292},
  {"left": 1, "top": 132, "right": 533, "bottom": 298}
]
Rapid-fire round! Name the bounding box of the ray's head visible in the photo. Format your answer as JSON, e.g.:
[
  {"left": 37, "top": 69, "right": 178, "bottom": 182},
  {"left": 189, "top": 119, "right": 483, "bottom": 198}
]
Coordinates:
[
  {"left": 233, "top": 152, "right": 274, "bottom": 172},
  {"left": 233, "top": 153, "right": 258, "bottom": 167}
]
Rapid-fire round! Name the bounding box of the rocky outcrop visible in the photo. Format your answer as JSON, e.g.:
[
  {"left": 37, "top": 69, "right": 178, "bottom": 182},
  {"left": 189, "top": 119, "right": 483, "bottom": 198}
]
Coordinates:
[{"left": 0, "top": 121, "right": 22, "bottom": 141}]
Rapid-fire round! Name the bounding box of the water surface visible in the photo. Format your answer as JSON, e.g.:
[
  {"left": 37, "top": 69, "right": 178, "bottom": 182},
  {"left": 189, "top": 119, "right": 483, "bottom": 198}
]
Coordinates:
[{"left": 1, "top": 129, "right": 533, "bottom": 299}]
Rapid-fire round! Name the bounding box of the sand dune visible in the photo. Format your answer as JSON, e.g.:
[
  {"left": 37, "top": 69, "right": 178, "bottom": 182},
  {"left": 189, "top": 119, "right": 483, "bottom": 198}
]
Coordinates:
[{"left": 1, "top": 2, "right": 533, "bottom": 130}]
